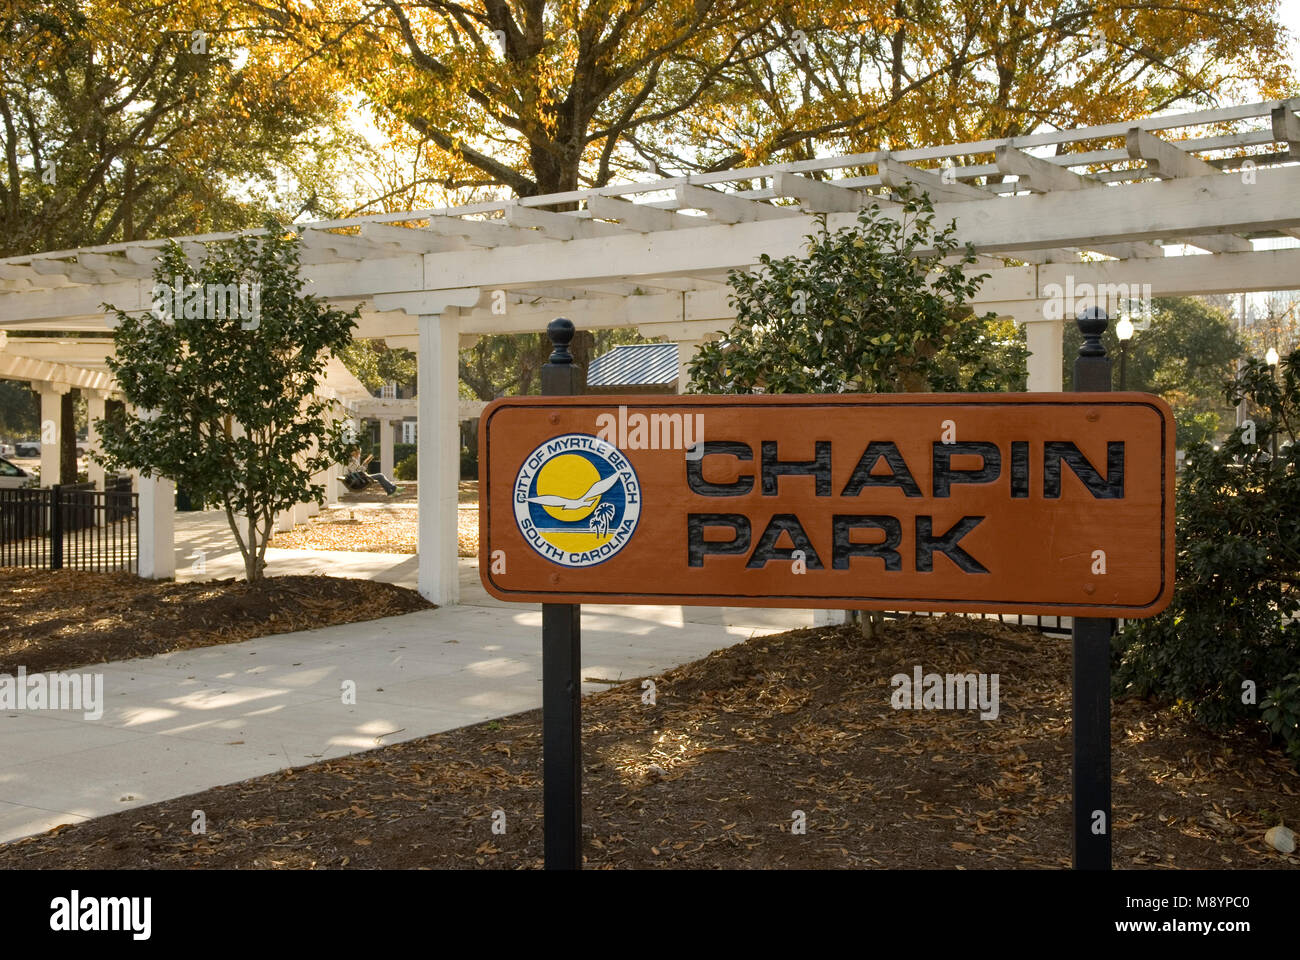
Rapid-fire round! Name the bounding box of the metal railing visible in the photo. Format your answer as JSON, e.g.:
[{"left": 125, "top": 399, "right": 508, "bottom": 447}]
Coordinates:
[
  {"left": 881, "top": 610, "right": 1128, "bottom": 637},
  {"left": 0, "top": 477, "right": 138, "bottom": 572}
]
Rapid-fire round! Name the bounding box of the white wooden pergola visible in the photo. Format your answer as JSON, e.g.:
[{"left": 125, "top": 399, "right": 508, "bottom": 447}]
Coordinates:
[{"left": 2, "top": 98, "right": 1299, "bottom": 604}]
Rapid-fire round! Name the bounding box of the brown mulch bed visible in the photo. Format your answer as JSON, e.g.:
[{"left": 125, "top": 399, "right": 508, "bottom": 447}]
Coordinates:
[
  {"left": 337, "top": 484, "right": 418, "bottom": 505},
  {"left": 275, "top": 480, "right": 479, "bottom": 556},
  {"left": 271, "top": 507, "right": 421, "bottom": 554},
  {"left": 269, "top": 504, "right": 478, "bottom": 557},
  {"left": 0, "top": 569, "right": 434, "bottom": 674},
  {"left": 2, "top": 616, "right": 1296, "bottom": 869},
  {"left": 337, "top": 480, "right": 477, "bottom": 505}
]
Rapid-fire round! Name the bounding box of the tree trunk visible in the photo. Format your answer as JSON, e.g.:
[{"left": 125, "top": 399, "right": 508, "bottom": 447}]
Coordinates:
[
  {"left": 852, "top": 609, "right": 885, "bottom": 639},
  {"left": 527, "top": 139, "right": 582, "bottom": 208}
]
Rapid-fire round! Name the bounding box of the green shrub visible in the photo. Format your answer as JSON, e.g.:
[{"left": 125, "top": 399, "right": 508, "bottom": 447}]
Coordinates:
[
  {"left": 1174, "top": 409, "right": 1219, "bottom": 449},
  {"left": 1262, "top": 672, "right": 1300, "bottom": 761},
  {"left": 688, "top": 187, "right": 1025, "bottom": 394},
  {"left": 460, "top": 445, "right": 478, "bottom": 480},
  {"left": 1114, "top": 350, "right": 1300, "bottom": 761},
  {"left": 393, "top": 442, "right": 416, "bottom": 466},
  {"left": 394, "top": 453, "right": 417, "bottom": 480}
]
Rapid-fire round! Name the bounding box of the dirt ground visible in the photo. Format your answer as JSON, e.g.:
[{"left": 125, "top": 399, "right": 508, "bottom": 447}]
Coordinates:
[
  {"left": 0, "top": 569, "right": 433, "bottom": 674},
  {"left": 2, "top": 616, "right": 1295, "bottom": 869}
]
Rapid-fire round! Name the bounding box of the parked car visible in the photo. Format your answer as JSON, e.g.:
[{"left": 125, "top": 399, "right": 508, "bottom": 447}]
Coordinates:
[
  {"left": 0, "top": 443, "right": 13, "bottom": 457},
  {"left": 0, "top": 457, "right": 30, "bottom": 489},
  {"left": 13, "top": 441, "right": 39, "bottom": 458}
]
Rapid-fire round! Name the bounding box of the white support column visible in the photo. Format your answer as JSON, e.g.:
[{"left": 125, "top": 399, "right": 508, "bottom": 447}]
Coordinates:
[
  {"left": 676, "top": 339, "right": 704, "bottom": 393},
  {"left": 323, "top": 405, "right": 340, "bottom": 506},
  {"left": 85, "top": 389, "right": 107, "bottom": 489},
  {"left": 1004, "top": 294, "right": 1063, "bottom": 393},
  {"left": 36, "top": 381, "right": 70, "bottom": 486},
  {"left": 137, "top": 472, "right": 176, "bottom": 579},
  {"left": 127, "top": 404, "right": 177, "bottom": 578},
  {"left": 417, "top": 312, "right": 461, "bottom": 606},
  {"left": 380, "top": 417, "right": 396, "bottom": 475},
  {"left": 1024, "top": 317, "right": 1065, "bottom": 392},
  {"left": 374, "top": 416, "right": 387, "bottom": 476}
]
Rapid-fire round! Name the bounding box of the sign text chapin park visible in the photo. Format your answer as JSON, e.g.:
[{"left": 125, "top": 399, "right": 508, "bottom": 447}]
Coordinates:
[{"left": 479, "top": 394, "right": 1175, "bottom": 618}]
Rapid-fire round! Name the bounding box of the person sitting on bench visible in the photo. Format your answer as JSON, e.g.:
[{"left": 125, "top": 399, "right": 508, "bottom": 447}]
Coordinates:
[{"left": 342, "top": 448, "right": 399, "bottom": 495}]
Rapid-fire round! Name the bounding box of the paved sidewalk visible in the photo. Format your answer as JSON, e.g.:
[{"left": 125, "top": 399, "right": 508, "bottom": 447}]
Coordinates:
[
  {"left": 172, "top": 507, "right": 818, "bottom": 632},
  {"left": 0, "top": 507, "right": 821, "bottom": 843},
  {"left": 0, "top": 594, "right": 799, "bottom": 844}
]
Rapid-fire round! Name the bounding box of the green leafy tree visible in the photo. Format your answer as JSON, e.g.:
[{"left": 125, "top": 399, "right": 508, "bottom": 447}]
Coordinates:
[
  {"left": 1064, "top": 297, "right": 1242, "bottom": 445},
  {"left": 338, "top": 339, "right": 417, "bottom": 393},
  {"left": 688, "top": 190, "right": 1026, "bottom": 394},
  {"left": 97, "top": 225, "right": 359, "bottom": 581},
  {"left": 1114, "top": 351, "right": 1300, "bottom": 761},
  {"left": 459, "top": 327, "right": 659, "bottom": 401},
  {"left": 0, "top": 379, "right": 39, "bottom": 441}
]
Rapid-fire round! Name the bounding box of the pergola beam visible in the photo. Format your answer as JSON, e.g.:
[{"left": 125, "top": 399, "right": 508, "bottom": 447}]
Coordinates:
[
  {"left": 1273, "top": 103, "right": 1300, "bottom": 160},
  {"left": 404, "top": 166, "right": 1300, "bottom": 294},
  {"left": 586, "top": 196, "right": 701, "bottom": 232},
  {"left": 993, "top": 146, "right": 1164, "bottom": 259},
  {"left": 423, "top": 217, "right": 545, "bottom": 248},
  {"left": 77, "top": 253, "right": 155, "bottom": 280},
  {"left": 29, "top": 259, "right": 101, "bottom": 284},
  {"left": 771, "top": 172, "right": 869, "bottom": 213},
  {"left": 300, "top": 228, "right": 394, "bottom": 262},
  {"left": 0, "top": 351, "right": 115, "bottom": 391},
  {"left": 878, "top": 157, "right": 1078, "bottom": 265},
  {"left": 674, "top": 183, "right": 792, "bottom": 222},
  {"left": 359, "top": 222, "right": 466, "bottom": 254},
  {"left": 503, "top": 204, "right": 628, "bottom": 240},
  {"left": 1125, "top": 129, "right": 1254, "bottom": 253}
]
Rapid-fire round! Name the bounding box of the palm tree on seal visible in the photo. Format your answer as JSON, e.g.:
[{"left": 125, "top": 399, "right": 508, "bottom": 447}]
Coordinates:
[{"left": 589, "top": 501, "right": 616, "bottom": 538}]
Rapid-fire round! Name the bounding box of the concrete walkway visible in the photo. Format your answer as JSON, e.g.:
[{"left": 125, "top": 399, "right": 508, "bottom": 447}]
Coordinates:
[
  {"left": 171, "top": 507, "right": 818, "bottom": 631},
  {"left": 0, "top": 510, "right": 816, "bottom": 843}
]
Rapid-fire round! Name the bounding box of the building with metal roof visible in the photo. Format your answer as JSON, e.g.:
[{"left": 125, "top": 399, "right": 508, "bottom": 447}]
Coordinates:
[{"left": 587, "top": 343, "right": 680, "bottom": 394}]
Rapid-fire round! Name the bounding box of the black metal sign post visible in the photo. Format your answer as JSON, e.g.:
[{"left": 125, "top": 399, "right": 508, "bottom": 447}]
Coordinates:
[
  {"left": 540, "top": 318, "right": 584, "bottom": 870},
  {"left": 1072, "top": 307, "right": 1114, "bottom": 870}
]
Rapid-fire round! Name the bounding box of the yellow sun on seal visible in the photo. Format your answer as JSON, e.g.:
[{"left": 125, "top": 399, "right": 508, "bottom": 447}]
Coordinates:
[{"left": 535, "top": 454, "right": 601, "bottom": 522}]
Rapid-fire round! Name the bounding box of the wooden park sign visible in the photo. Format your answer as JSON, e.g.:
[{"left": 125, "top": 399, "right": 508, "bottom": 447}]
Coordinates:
[
  {"left": 478, "top": 393, "right": 1175, "bottom": 618},
  {"left": 480, "top": 312, "right": 1170, "bottom": 873}
]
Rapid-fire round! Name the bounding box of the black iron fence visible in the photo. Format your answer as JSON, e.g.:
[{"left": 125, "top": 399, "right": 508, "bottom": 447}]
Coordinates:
[
  {"left": 881, "top": 610, "right": 1127, "bottom": 637},
  {"left": 0, "top": 477, "right": 138, "bottom": 572}
]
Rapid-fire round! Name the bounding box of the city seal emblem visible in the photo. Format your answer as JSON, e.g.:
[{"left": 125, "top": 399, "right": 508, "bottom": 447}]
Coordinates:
[{"left": 513, "top": 433, "right": 641, "bottom": 567}]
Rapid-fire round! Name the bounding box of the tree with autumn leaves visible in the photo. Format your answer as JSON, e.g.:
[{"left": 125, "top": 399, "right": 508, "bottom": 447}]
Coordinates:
[
  {"left": 0, "top": 0, "right": 357, "bottom": 257},
  {"left": 250, "top": 0, "right": 1295, "bottom": 206},
  {"left": 4, "top": 1, "right": 1296, "bottom": 431},
  {"left": 5, "top": 1, "right": 1294, "bottom": 240}
]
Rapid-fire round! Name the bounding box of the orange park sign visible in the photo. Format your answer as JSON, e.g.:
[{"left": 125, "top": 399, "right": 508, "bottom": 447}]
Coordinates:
[{"left": 478, "top": 394, "right": 1175, "bottom": 617}]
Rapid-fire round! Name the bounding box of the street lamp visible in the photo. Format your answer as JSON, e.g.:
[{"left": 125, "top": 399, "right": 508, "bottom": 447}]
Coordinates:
[
  {"left": 1115, "top": 317, "right": 1134, "bottom": 390},
  {"left": 1265, "top": 346, "right": 1280, "bottom": 367}
]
